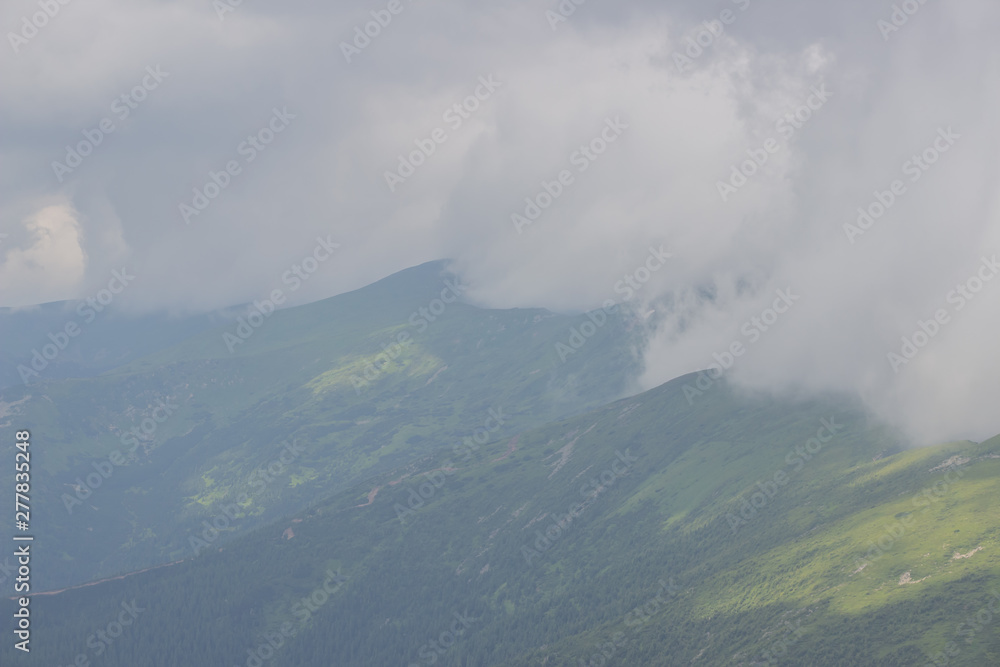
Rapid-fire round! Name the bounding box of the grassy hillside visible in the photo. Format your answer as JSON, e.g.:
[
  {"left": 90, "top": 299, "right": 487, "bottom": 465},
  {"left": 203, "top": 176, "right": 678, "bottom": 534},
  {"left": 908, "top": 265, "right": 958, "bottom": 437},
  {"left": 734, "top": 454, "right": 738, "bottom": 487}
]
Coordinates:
[
  {"left": 6, "top": 374, "right": 996, "bottom": 666},
  {"left": 0, "top": 261, "right": 641, "bottom": 591}
]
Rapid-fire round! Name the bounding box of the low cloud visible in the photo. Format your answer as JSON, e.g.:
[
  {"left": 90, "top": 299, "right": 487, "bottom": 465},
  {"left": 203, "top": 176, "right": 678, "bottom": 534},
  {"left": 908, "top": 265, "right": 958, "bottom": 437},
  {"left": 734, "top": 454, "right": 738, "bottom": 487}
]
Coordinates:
[
  {"left": 0, "top": 203, "right": 87, "bottom": 306},
  {"left": 1, "top": 0, "right": 997, "bottom": 443}
]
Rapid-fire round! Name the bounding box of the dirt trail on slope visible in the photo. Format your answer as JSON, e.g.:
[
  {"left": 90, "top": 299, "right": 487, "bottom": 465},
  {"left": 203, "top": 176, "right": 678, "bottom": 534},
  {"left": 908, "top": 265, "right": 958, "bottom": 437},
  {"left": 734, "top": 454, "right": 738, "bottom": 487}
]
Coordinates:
[{"left": 8, "top": 559, "right": 187, "bottom": 599}]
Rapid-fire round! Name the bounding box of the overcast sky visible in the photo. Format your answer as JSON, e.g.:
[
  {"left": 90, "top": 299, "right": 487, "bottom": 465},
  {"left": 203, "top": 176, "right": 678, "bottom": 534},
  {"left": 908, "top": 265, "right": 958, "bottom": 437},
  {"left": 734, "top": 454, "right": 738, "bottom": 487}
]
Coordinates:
[{"left": 1, "top": 0, "right": 998, "bottom": 444}]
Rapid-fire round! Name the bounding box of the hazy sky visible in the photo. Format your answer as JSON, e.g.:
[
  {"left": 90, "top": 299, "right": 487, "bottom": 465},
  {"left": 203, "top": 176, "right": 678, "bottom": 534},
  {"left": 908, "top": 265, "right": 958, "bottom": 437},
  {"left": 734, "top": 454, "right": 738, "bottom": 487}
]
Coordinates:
[{"left": 1, "top": 0, "right": 998, "bottom": 443}]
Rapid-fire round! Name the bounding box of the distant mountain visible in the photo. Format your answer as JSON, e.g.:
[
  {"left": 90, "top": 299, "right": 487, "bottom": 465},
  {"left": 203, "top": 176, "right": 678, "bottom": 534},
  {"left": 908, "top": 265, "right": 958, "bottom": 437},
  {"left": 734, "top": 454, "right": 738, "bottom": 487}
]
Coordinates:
[
  {"left": 6, "top": 373, "right": 997, "bottom": 665},
  {"left": 0, "top": 260, "right": 641, "bottom": 591},
  {"left": 0, "top": 301, "right": 226, "bottom": 390}
]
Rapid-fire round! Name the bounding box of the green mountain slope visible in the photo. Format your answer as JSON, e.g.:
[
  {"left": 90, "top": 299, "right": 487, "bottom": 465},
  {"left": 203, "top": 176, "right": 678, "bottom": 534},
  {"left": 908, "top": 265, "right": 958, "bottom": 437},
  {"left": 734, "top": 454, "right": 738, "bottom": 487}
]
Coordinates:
[
  {"left": 6, "top": 374, "right": 996, "bottom": 666},
  {"left": 0, "top": 261, "right": 640, "bottom": 591}
]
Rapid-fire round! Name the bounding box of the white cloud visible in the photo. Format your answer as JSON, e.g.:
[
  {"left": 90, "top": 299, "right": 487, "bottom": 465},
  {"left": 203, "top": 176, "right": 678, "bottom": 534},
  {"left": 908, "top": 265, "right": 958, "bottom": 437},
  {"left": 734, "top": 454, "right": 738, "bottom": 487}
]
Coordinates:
[
  {"left": 0, "top": 203, "right": 87, "bottom": 305},
  {"left": 0, "top": 0, "right": 997, "bottom": 442}
]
